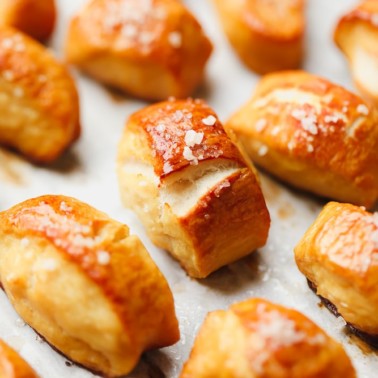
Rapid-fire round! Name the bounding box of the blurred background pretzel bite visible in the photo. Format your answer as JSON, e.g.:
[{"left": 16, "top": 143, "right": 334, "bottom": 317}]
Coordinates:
[
  {"left": 334, "top": 0, "right": 378, "bottom": 107},
  {"left": 180, "top": 298, "right": 356, "bottom": 378},
  {"left": 0, "top": 195, "right": 179, "bottom": 377},
  {"left": 0, "top": 339, "right": 39, "bottom": 378},
  {"left": 213, "top": 0, "right": 305, "bottom": 74},
  {"left": 117, "top": 98, "right": 270, "bottom": 278},
  {"left": 65, "top": 0, "right": 213, "bottom": 101},
  {"left": 0, "top": 0, "right": 56, "bottom": 42},
  {"left": 295, "top": 202, "right": 378, "bottom": 347},
  {"left": 226, "top": 70, "right": 378, "bottom": 208},
  {"left": 0, "top": 27, "right": 80, "bottom": 163}
]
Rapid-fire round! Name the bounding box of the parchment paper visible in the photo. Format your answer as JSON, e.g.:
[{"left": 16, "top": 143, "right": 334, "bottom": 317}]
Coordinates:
[{"left": 1, "top": 1, "right": 377, "bottom": 377}]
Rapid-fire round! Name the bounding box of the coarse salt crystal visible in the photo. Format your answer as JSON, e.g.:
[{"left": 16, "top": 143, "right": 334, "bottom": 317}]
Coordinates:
[
  {"left": 156, "top": 123, "right": 165, "bottom": 133},
  {"left": 307, "top": 144, "right": 314, "bottom": 153},
  {"left": 183, "top": 146, "right": 197, "bottom": 162},
  {"left": 139, "top": 31, "right": 155, "bottom": 45},
  {"left": 2, "top": 38, "right": 13, "bottom": 49},
  {"left": 97, "top": 250, "right": 110, "bottom": 265},
  {"left": 2, "top": 70, "right": 13, "bottom": 81},
  {"left": 258, "top": 145, "right": 268, "bottom": 156},
  {"left": 15, "top": 318, "right": 26, "bottom": 327},
  {"left": 121, "top": 24, "right": 138, "bottom": 38},
  {"left": 255, "top": 119, "right": 267, "bottom": 132},
  {"left": 163, "top": 161, "right": 173, "bottom": 174},
  {"left": 60, "top": 201, "right": 72, "bottom": 212},
  {"left": 185, "top": 130, "right": 204, "bottom": 147},
  {"left": 357, "top": 104, "right": 369, "bottom": 115},
  {"left": 202, "top": 115, "right": 217, "bottom": 126},
  {"left": 271, "top": 126, "right": 280, "bottom": 136},
  {"left": 168, "top": 31, "right": 182, "bottom": 48}
]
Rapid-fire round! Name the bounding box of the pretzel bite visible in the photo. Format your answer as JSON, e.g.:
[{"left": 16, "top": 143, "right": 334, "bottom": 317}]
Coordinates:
[
  {"left": 0, "top": 27, "right": 80, "bottom": 163},
  {"left": 0, "top": 339, "right": 39, "bottom": 378},
  {"left": 226, "top": 70, "right": 378, "bottom": 208},
  {"left": 334, "top": 0, "right": 378, "bottom": 106},
  {"left": 295, "top": 202, "right": 378, "bottom": 347},
  {"left": 117, "top": 99, "right": 270, "bottom": 278},
  {"left": 212, "top": 0, "right": 305, "bottom": 74},
  {"left": 0, "top": 0, "right": 56, "bottom": 41},
  {"left": 181, "top": 298, "right": 356, "bottom": 378},
  {"left": 0, "top": 195, "right": 179, "bottom": 377},
  {"left": 65, "top": 0, "right": 212, "bottom": 101}
]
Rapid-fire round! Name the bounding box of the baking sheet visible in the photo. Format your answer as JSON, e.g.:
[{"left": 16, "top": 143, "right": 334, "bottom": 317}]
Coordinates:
[{"left": 1, "top": 0, "right": 377, "bottom": 377}]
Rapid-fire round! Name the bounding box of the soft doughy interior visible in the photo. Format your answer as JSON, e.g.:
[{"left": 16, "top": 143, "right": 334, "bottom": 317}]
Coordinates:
[
  {"left": 160, "top": 160, "right": 239, "bottom": 217},
  {"left": 0, "top": 78, "right": 64, "bottom": 161},
  {"left": 352, "top": 46, "right": 378, "bottom": 97},
  {"left": 0, "top": 235, "right": 134, "bottom": 376}
]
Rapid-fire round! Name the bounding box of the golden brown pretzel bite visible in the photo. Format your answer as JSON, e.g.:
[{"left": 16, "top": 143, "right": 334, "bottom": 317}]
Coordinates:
[
  {"left": 117, "top": 98, "right": 270, "bottom": 278},
  {"left": 181, "top": 298, "right": 356, "bottom": 378},
  {"left": 295, "top": 202, "right": 378, "bottom": 347},
  {"left": 65, "top": 0, "right": 212, "bottom": 101},
  {"left": 0, "top": 27, "right": 80, "bottom": 163},
  {"left": 0, "top": 195, "right": 179, "bottom": 377},
  {"left": 226, "top": 70, "right": 378, "bottom": 208}
]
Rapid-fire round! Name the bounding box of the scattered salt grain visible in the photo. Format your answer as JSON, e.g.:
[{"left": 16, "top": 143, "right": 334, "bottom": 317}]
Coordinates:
[
  {"left": 255, "top": 119, "right": 267, "bottom": 132},
  {"left": 183, "top": 146, "right": 197, "bottom": 163},
  {"left": 184, "top": 130, "right": 203, "bottom": 147},
  {"left": 163, "top": 161, "right": 173, "bottom": 174},
  {"left": 307, "top": 144, "right": 314, "bottom": 153},
  {"left": 15, "top": 318, "right": 26, "bottom": 327},
  {"left": 97, "top": 250, "right": 110, "bottom": 265},
  {"left": 2, "top": 70, "right": 13, "bottom": 81},
  {"left": 258, "top": 145, "right": 268, "bottom": 156},
  {"left": 202, "top": 115, "right": 216, "bottom": 126},
  {"left": 357, "top": 104, "right": 369, "bottom": 115},
  {"left": 60, "top": 201, "right": 72, "bottom": 212},
  {"left": 168, "top": 31, "right": 182, "bottom": 48}
]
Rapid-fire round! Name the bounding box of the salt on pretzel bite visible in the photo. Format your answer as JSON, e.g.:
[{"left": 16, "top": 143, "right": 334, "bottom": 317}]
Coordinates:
[
  {"left": 226, "top": 70, "right": 378, "bottom": 208},
  {"left": 0, "top": 195, "right": 179, "bottom": 377},
  {"left": 0, "top": 27, "right": 80, "bottom": 163},
  {"left": 181, "top": 298, "right": 356, "bottom": 378},
  {"left": 65, "top": 0, "right": 212, "bottom": 101},
  {"left": 117, "top": 98, "right": 270, "bottom": 278}
]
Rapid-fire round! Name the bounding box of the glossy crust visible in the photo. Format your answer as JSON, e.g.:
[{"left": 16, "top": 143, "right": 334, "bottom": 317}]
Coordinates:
[
  {"left": 0, "top": 27, "right": 80, "bottom": 163},
  {"left": 334, "top": 0, "right": 378, "bottom": 106},
  {"left": 65, "top": 0, "right": 212, "bottom": 101},
  {"left": 0, "top": 195, "right": 179, "bottom": 377},
  {"left": 117, "top": 99, "right": 270, "bottom": 278},
  {"left": 226, "top": 70, "right": 378, "bottom": 208},
  {"left": 213, "top": 0, "right": 304, "bottom": 74},
  {"left": 181, "top": 298, "right": 356, "bottom": 378},
  {"left": 295, "top": 202, "right": 378, "bottom": 337},
  {"left": 0, "top": 339, "right": 39, "bottom": 378},
  {"left": 0, "top": 0, "right": 56, "bottom": 41}
]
